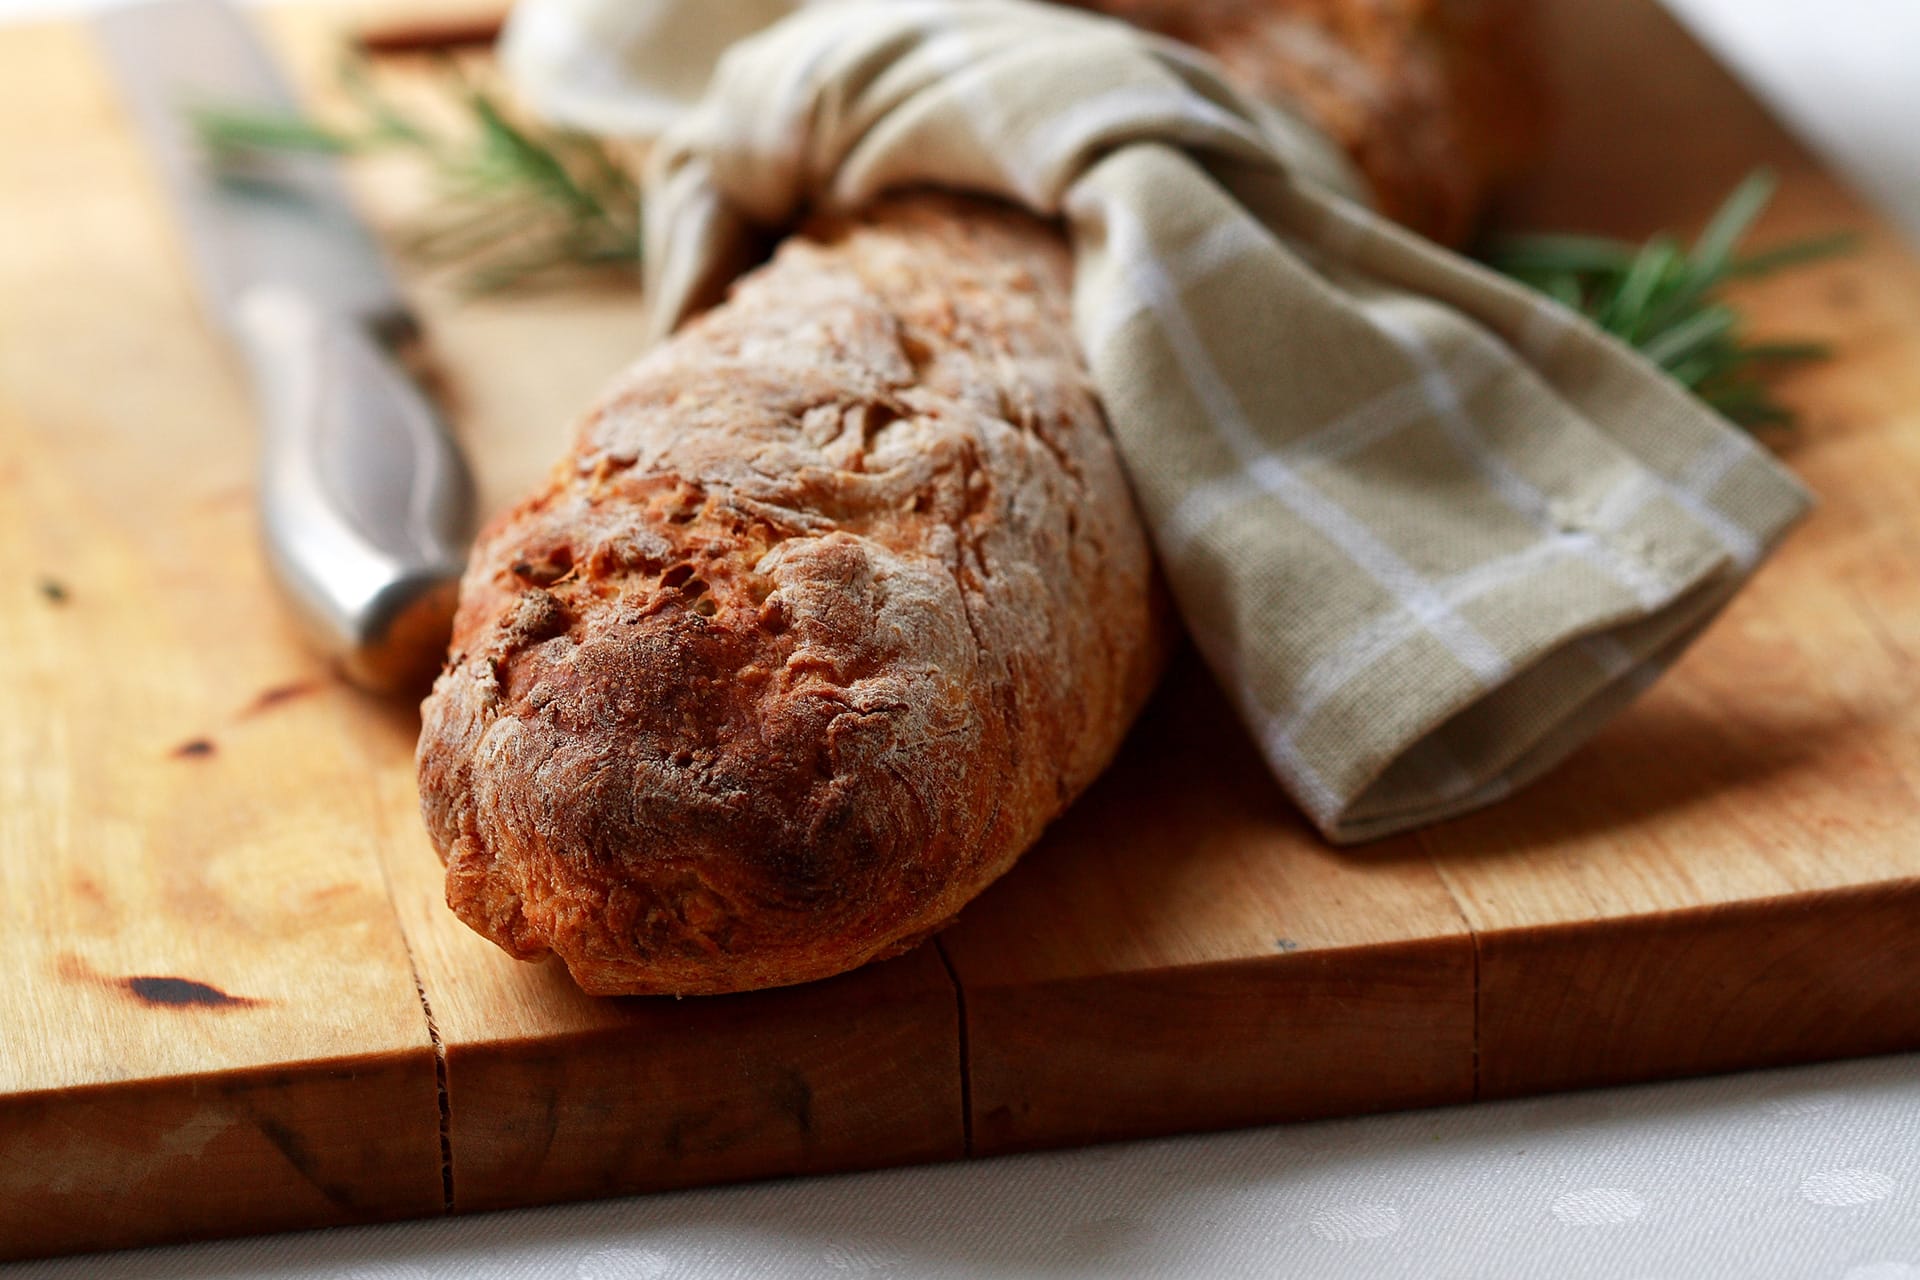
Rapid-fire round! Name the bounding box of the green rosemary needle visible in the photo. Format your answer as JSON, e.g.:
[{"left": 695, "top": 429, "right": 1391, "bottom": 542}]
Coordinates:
[
  {"left": 191, "top": 55, "right": 642, "bottom": 295},
  {"left": 1482, "top": 170, "right": 1856, "bottom": 428},
  {"left": 193, "top": 57, "right": 1852, "bottom": 429}
]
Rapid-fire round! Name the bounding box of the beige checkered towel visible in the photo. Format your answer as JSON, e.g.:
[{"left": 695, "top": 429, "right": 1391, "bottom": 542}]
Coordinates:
[{"left": 503, "top": 0, "right": 1809, "bottom": 842}]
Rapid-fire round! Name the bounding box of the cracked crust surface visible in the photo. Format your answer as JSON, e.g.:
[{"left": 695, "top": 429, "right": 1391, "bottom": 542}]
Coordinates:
[
  {"left": 417, "top": 195, "right": 1169, "bottom": 995},
  {"left": 418, "top": 1, "right": 1539, "bottom": 995}
]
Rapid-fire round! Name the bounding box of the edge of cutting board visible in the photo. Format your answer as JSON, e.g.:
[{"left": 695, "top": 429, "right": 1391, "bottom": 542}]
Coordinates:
[{"left": 6, "top": 0, "right": 1920, "bottom": 1260}]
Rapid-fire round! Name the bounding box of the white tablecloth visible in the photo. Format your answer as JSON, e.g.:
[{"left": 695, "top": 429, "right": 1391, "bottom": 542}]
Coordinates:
[
  {"left": 4, "top": 1, "right": 1919, "bottom": 1275},
  {"left": 7, "top": 1054, "right": 1920, "bottom": 1279}
]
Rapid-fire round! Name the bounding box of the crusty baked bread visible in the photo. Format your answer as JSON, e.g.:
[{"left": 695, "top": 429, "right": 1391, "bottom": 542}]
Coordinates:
[
  {"left": 1067, "top": 0, "right": 1543, "bottom": 243},
  {"left": 419, "top": 197, "right": 1169, "bottom": 994},
  {"left": 1066, "top": 0, "right": 1543, "bottom": 244},
  {"left": 418, "top": 0, "right": 1541, "bottom": 995}
]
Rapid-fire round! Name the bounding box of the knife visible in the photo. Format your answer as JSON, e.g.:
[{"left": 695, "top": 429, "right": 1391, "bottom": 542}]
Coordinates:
[{"left": 93, "top": 0, "right": 475, "bottom": 695}]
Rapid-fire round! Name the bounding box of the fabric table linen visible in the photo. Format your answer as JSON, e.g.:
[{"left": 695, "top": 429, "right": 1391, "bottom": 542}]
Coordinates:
[{"left": 503, "top": 0, "right": 1809, "bottom": 841}]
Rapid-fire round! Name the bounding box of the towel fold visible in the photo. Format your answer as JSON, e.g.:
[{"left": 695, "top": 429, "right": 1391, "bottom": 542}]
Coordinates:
[{"left": 503, "top": 0, "right": 1809, "bottom": 841}]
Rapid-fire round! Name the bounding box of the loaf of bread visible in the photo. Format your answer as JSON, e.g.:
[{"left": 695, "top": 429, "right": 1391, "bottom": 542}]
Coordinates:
[
  {"left": 418, "top": 196, "right": 1168, "bottom": 994},
  {"left": 1063, "top": 0, "right": 1544, "bottom": 245},
  {"left": 418, "top": 0, "right": 1540, "bottom": 995}
]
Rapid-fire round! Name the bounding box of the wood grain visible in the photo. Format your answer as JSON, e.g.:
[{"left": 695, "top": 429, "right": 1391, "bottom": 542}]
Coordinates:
[
  {"left": 274, "top": 0, "right": 970, "bottom": 1217},
  {"left": 1421, "top": 0, "right": 1920, "bottom": 1095},
  {"left": 4, "top": 0, "right": 1920, "bottom": 1261},
  {"left": 0, "top": 20, "right": 444, "bottom": 1259},
  {"left": 365, "top": 699, "right": 964, "bottom": 1216},
  {"left": 942, "top": 658, "right": 1477, "bottom": 1153}
]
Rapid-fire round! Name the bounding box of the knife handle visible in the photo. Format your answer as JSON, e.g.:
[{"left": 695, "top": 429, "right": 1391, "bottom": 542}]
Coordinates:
[{"left": 233, "top": 287, "right": 475, "bottom": 695}]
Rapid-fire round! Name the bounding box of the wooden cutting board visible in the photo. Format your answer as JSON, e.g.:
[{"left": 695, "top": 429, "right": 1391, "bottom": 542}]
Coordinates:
[{"left": 5, "top": 0, "right": 1919, "bottom": 1261}]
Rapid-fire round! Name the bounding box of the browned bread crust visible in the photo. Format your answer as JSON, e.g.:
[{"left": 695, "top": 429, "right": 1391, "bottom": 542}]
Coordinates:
[
  {"left": 1066, "top": 0, "right": 1544, "bottom": 245},
  {"left": 418, "top": 196, "right": 1169, "bottom": 995},
  {"left": 418, "top": 0, "right": 1542, "bottom": 995}
]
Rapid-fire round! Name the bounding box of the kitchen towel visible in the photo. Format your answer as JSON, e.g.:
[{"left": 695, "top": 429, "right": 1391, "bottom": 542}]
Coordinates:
[{"left": 502, "top": 0, "right": 1809, "bottom": 842}]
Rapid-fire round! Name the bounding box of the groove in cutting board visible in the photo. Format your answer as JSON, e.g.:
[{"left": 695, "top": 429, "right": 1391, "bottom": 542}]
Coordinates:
[
  {"left": 938, "top": 657, "right": 1480, "bottom": 1154},
  {"left": 932, "top": 939, "right": 977, "bottom": 1157}
]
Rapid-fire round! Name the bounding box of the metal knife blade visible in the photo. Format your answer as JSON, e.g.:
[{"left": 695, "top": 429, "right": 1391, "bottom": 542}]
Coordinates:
[
  {"left": 94, "top": 0, "right": 475, "bottom": 695},
  {"left": 93, "top": 0, "right": 408, "bottom": 338}
]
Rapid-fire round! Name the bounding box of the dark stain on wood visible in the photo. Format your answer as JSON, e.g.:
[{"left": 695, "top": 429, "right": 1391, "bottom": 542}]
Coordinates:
[
  {"left": 662, "top": 1108, "right": 704, "bottom": 1161},
  {"left": 662, "top": 1104, "right": 747, "bottom": 1161},
  {"left": 55, "top": 953, "right": 266, "bottom": 1010},
  {"left": 244, "top": 680, "right": 320, "bottom": 716},
  {"left": 36, "top": 577, "right": 68, "bottom": 605},
  {"left": 124, "top": 975, "right": 261, "bottom": 1010},
  {"left": 251, "top": 1113, "right": 362, "bottom": 1213},
  {"left": 520, "top": 1080, "right": 562, "bottom": 1175},
  {"left": 774, "top": 1070, "right": 814, "bottom": 1139},
  {"left": 171, "top": 737, "right": 216, "bottom": 759}
]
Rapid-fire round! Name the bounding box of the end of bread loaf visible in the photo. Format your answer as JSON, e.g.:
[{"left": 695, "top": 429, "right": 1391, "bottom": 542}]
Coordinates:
[
  {"left": 417, "top": 196, "right": 1169, "bottom": 995},
  {"left": 417, "top": 0, "right": 1538, "bottom": 994},
  {"left": 1064, "top": 0, "right": 1546, "bottom": 245}
]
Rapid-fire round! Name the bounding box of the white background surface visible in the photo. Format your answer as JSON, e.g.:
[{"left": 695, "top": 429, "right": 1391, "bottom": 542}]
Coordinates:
[
  {"left": 5, "top": 1, "right": 1920, "bottom": 1276},
  {"left": 7, "top": 1054, "right": 1920, "bottom": 1279}
]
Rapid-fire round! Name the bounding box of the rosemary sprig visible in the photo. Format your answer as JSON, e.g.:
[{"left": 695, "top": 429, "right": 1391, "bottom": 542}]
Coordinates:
[
  {"left": 1482, "top": 171, "right": 1856, "bottom": 428},
  {"left": 195, "top": 58, "right": 1852, "bottom": 429},
  {"left": 191, "top": 56, "right": 642, "bottom": 295}
]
